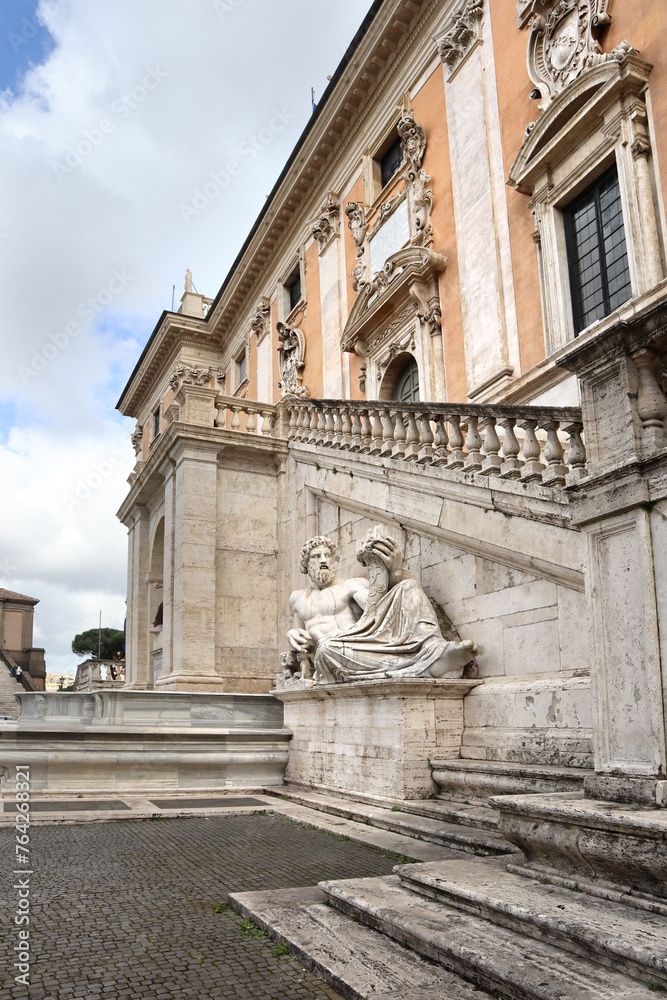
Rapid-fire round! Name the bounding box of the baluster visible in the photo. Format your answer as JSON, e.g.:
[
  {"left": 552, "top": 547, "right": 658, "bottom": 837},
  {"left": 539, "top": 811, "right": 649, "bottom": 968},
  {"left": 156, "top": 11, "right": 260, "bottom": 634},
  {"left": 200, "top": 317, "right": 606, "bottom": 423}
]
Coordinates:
[
  {"left": 331, "top": 407, "right": 343, "bottom": 448},
  {"left": 539, "top": 419, "right": 567, "bottom": 486},
  {"left": 380, "top": 408, "right": 395, "bottom": 457},
  {"left": 417, "top": 412, "right": 434, "bottom": 464},
  {"left": 463, "top": 415, "right": 482, "bottom": 471},
  {"left": 230, "top": 405, "right": 241, "bottom": 432},
  {"left": 323, "top": 407, "right": 335, "bottom": 446},
  {"left": 246, "top": 407, "right": 257, "bottom": 434},
  {"left": 518, "top": 418, "right": 545, "bottom": 482},
  {"left": 447, "top": 414, "right": 465, "bottom": 468},
  {"left": 341, "top": 407, "right": 353, "bottom": 449},
  {"left": 285, "top": 406, "right": 298, "bottom": 439},
  {"left": 499, "top": 418, "right": 522, "bottom": 479},
  {"left": 633, "top": 348, "right": 667, "bottom": 453},
  {"left": 391, "top": 410, "right": 407, "bottom": 458},
  {"left": 214, "top": 401, "right": 226, "bottom": 429},
  {"left": 369, "top": 408, "right": 383, "bottom": 456},
  {"left": 308, "top": 406, "right": 319, "bottom": 444},
  {"left": 404, "top": 411, "right": 420, "bottom": 461},
  {"left": 315, "top": 409, "right": 326, "bottom": 445},
  {"left": 479, "top": 416, "right": 502, "bottom": 476},
  {"left": 350, "top": 408, "right": 362, "bottom": 451},
  {"left": 431, "top": 413, "right": 450, "bottom": 466},
  {"left": 564, "top": 421, "right": 587, "bottom": 482},
  {"left": 359, "top": 409, "right": 373, "bottom": 453},
  {"left": 261, "top": 409, "right": 276, "bottom": 437}
]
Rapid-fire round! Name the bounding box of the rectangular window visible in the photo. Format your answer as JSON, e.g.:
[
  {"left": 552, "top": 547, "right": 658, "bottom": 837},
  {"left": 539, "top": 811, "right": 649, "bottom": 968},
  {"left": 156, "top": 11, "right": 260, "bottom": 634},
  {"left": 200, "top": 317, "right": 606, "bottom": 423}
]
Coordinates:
[
  {"left": 380, "top": 135, "right": 404, "bottom": 189},
  {"left": 237, "top": 352, "right": 247, "bottom": 385},
  {"left": 564, "top": 165, "right": 632, "bottom": 335},
  {"left": 286, "top": 268, "right": 301, "bottom": 312},
  {"left": 152, "top": 407, "right": 161, "bottom": 439}
]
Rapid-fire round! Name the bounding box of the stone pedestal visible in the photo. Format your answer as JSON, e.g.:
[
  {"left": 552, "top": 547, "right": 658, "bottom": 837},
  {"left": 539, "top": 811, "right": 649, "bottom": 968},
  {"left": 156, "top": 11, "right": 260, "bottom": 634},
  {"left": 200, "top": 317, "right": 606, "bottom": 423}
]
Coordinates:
[{"left": 273, "top": 678, "right": 481, "bottom": 800}]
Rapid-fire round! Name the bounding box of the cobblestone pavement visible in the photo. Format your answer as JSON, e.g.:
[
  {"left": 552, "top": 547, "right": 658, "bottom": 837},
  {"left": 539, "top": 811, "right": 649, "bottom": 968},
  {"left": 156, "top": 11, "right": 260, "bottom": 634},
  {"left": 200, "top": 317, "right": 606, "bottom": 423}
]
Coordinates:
[{"left": 0, "top": 813, "right": 411, "bottom": 999}]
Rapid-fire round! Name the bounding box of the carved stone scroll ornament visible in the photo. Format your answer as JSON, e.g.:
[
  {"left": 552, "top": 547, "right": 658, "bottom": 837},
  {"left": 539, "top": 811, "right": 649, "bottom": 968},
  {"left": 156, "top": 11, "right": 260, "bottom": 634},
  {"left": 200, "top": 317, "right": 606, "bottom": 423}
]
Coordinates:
[
  {"left": 277, "top": 322, "right": 309, "bottom": 398},
  {"left": 397, "top": 114, "right": 426, "bottom": 173},
  {"left": 346, "top": 201, "right": 369, "bottom": 293},
  {"left": 520, "top": 0, "right": 614, "bottom": 108},
  {"left": 437, "top": 0, "right": 484, "bottom": 79},
  {"left": 310, "top": 194, "right": 340, "bottom": 254},
  {"left": 249, "top": 297, "right": 271, "bottom": 343},
  {"left": 130, "top": 425, "right": 143, "bottom": 458},
  {"left": 168, "top": 365, "right": 212, "bottom": 392}
]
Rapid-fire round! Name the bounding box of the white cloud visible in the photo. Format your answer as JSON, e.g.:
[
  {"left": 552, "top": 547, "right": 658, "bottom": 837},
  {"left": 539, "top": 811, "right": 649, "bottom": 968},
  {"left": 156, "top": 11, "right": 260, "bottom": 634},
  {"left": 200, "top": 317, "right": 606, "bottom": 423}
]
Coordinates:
[{"left": 0, "top": 0, "right": 371, "bottom": 673}]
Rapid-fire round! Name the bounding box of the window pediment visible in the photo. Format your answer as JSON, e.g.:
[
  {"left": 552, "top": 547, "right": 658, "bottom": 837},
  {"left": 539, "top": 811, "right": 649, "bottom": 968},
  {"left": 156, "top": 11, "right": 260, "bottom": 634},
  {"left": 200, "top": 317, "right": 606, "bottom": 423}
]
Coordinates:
[
  {"left": 509, "top": 46, "right": 652, "bottom": 194},
  {"left": 341, "top": 246, "right": 447, "bottom": 357}
]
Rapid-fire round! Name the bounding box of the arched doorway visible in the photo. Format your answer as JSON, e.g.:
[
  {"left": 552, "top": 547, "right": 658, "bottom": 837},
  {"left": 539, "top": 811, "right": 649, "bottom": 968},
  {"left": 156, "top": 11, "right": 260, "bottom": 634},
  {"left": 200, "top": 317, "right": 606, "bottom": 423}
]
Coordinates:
[{"left": 379, "top": 353, "right": 420, "bottom": 403}]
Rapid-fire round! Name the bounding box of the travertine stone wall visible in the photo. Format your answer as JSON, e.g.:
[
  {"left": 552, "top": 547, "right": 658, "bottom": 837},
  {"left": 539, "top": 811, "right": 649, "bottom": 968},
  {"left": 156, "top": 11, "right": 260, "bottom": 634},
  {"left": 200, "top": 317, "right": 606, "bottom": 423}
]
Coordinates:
[
  {"left": 215, "top": 458, "right": 281, "bottom": 693},
  {"left": 0, "top": 668, "right": 21, "bottom": 719},
  {"left": 294, "top": 482, "right": 592, "bottom": 768}
]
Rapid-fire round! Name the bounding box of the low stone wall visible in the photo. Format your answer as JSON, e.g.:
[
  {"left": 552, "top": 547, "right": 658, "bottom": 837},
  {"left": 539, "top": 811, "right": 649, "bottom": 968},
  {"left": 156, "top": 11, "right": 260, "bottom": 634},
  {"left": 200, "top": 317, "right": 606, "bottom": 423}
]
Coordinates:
[{"left": 0, "top": 690, "right": 289, "bottom": 794}]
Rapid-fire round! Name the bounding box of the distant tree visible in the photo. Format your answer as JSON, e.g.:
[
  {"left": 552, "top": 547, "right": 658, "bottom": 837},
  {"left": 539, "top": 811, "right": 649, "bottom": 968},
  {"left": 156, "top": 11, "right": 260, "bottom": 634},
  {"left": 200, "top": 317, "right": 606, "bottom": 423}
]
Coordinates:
[{"left": 72, "top": 628, "right": 125, "bottom": 660}]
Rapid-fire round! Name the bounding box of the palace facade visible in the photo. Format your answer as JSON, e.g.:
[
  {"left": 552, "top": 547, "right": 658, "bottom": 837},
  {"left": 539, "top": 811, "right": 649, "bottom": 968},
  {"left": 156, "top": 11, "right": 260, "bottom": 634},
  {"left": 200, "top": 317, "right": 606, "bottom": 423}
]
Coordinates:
[{"left": 116, "top": 0, "right": 667, "bottom": 801}]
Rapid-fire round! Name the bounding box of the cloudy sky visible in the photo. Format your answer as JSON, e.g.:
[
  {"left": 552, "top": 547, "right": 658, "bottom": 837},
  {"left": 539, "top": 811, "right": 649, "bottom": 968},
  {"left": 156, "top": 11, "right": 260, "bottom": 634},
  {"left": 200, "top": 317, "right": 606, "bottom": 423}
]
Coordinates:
[{"left": 0, "top": 0, "right": 371, "bottom": 675}]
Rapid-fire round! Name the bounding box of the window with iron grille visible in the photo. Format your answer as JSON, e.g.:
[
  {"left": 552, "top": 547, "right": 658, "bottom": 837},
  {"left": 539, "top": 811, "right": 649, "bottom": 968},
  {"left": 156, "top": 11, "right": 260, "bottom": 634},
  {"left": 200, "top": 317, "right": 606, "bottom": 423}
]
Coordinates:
[{"left": 564, "top": 165, "right": 632, "bottom": 335}]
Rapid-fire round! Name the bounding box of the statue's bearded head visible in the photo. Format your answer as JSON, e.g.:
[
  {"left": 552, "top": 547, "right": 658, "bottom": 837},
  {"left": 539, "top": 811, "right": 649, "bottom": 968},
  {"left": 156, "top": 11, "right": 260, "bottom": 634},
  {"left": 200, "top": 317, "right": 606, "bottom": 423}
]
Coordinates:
[{"left": 300, "top": 536, "right": 337, "bottom": 588}]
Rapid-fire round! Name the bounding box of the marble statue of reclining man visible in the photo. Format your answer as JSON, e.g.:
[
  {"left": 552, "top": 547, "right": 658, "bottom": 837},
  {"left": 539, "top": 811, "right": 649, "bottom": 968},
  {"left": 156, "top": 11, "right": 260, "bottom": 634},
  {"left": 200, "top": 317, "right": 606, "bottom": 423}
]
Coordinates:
[{"left": 285, "top": 526, "right": 477, "bottom": 683}]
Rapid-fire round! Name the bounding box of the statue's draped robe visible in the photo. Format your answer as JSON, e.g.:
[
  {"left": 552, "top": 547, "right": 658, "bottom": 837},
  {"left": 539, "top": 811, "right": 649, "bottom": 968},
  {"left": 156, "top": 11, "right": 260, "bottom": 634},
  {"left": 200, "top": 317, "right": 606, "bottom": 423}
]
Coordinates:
[{"left": 314, "top": 579, "right": 449, "bottom": 682}]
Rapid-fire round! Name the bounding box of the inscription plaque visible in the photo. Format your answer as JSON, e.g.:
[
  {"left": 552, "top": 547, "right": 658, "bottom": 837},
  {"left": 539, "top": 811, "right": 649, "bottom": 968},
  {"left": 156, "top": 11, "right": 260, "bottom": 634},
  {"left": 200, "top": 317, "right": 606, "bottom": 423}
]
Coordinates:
[{"left": 370, "top": 198, "right": 410, "bottom": 276}]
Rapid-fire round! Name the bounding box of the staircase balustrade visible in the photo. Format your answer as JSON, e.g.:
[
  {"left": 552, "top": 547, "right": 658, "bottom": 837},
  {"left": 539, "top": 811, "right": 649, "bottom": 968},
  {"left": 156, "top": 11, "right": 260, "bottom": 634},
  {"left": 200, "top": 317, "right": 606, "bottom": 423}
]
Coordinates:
[{"left": 286, "top": 399, "right": 588, "bottom": 488}]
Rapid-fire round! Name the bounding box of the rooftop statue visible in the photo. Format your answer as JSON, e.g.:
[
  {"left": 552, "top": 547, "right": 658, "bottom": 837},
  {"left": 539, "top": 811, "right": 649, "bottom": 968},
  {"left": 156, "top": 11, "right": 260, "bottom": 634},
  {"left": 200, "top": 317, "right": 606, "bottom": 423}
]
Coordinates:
[{"left": 283, "top": 526, "right": 477, "bottom": 684}]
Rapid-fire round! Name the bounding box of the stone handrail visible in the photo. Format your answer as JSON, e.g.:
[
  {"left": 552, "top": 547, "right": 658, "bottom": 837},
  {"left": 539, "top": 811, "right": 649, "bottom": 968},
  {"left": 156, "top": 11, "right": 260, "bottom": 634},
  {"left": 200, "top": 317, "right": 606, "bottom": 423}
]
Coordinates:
[
  {"left": 285, "top": 398, "right": 587, "bottom": 488},
  {"left": 214, "top": 395, "right": 278, "bottom": 437}
]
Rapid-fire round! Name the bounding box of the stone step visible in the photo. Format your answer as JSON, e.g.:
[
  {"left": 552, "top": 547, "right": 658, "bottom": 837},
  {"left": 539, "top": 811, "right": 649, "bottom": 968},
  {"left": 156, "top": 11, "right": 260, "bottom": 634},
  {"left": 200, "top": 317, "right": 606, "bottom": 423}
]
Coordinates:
[
  {"left": 227, "top": 884, "right": 496, "bottom": 1000},
  {"left": 431, "top": 759, "right": 589, "bottom": 803},
  {"left": 321, "top": 873, "right": 666, "bottom": 1000},
  {"left": 396, "top": 856, "right": 667, "bottom": 987},
  {"left": 265, "top": 786, "right": 515, "bottom": 855}
]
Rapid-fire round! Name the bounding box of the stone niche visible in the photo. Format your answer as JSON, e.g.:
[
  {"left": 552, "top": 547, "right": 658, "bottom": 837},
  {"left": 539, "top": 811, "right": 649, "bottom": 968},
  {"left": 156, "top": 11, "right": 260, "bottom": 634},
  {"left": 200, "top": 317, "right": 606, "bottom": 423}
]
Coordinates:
[{"left": 274, "top": 677, "right": 481, "bottom": 800}]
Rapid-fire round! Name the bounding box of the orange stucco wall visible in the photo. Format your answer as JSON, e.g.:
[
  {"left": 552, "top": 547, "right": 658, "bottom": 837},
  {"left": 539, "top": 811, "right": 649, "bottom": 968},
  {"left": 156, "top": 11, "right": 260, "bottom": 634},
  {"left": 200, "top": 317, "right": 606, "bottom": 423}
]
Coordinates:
[
  {"left": 413, "top": 65, "right": 468, "bottom": 402},
  {"left": 489, "top": 0, "right": 545, "bottom": 375},
  {"left": 301, "top": 241, "right": 323, "bottom": 398}
]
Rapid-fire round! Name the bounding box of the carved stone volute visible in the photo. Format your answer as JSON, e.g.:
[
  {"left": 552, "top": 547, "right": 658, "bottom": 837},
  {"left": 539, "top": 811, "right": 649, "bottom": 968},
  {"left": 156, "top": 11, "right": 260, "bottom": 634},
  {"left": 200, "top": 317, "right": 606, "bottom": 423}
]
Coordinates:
[
  {"left": 168, "top": 365, "right": 212, "bottom": 392},
  {"left": 398, "top": 114, "right": 426, "bottom": 173},
  {"left": 249, "top": 297, "right": 271, "bottom": 343}
]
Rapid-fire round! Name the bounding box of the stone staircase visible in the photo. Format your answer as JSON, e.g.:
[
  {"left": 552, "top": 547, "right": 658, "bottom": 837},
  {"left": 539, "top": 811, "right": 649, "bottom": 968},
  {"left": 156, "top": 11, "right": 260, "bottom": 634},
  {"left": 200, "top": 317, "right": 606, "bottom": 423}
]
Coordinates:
[
  {"left": 0, "top": 655, "right": 24, "bottom": 718},
  {"left": 265, "top": 784, "right": 515, "bottom": 856},
  {"left": 250, "top": 765, "right": 666, "bottom": 999},
  {"left": 231, "top": 835, "right": 667, "bottom": 1000}
]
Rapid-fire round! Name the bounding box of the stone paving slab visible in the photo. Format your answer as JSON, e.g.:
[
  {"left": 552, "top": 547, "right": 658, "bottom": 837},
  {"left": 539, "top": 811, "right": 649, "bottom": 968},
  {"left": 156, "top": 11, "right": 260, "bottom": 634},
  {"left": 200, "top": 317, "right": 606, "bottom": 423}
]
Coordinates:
[{"left": 0, "top": 813, "right": 418, "bottom": 999}]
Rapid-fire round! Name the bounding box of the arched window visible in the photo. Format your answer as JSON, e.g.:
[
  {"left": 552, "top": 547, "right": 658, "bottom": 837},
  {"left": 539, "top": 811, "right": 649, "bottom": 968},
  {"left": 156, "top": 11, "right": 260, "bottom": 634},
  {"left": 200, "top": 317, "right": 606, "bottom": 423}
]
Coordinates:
[{"left": 392, "top": 357, "right": 420, "bottom": 403}]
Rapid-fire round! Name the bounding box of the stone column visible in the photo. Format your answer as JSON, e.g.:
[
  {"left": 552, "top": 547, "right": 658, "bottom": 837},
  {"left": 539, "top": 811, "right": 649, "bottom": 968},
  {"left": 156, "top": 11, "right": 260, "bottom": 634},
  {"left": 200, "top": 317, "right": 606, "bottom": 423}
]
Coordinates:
[
  {"left": 559, "top": 317, "right": 667, "bottom": 806},
  {"left": 156, "top": 437, "right": 222, "bottom": 692},
  {"left": 123, "top": 505, "right": 151, "bottom": 690}
]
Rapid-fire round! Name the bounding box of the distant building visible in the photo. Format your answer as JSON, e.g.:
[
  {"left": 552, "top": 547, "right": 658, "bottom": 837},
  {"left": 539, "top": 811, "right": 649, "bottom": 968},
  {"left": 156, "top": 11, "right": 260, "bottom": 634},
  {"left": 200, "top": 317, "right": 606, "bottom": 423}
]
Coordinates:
[
  {"left": 45, "top": 672, "right": 75, "bottom": 692},
  {"left": 0, "top": 589, "right": 46, "bottom": 690}
]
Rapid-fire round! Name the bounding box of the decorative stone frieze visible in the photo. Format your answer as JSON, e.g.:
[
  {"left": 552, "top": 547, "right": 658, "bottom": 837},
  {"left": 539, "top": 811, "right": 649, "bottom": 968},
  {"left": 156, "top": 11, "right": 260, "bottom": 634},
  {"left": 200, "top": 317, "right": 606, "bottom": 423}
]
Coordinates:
[
  {"left": 277, "top": 322, "right": 309, "bottom": 398},
  {"left": 310, "top": 194, "right": 339, "bottom": 255},
  {"left": 436, "top": 0, "right": 484, "bottom": 79},
  {"left": 249, "top": 297, "right": 271, "bottom": 343},
  {"left": 168, "top": 365, "right": 212, "bottom": 392}
]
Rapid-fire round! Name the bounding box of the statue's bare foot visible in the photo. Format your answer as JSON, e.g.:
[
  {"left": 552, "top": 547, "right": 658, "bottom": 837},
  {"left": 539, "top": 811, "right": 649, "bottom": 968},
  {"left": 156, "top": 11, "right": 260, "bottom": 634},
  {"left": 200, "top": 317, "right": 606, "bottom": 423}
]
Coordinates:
[{"left": 427, "top": 639, "right": 477, "bottom": 678}]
